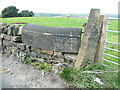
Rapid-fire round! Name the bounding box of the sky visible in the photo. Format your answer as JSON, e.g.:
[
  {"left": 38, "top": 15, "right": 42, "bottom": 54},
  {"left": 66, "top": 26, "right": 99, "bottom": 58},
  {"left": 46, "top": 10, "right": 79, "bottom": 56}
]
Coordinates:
[{"left": 0, "top": 0, "right": 119, "bottom": 14}]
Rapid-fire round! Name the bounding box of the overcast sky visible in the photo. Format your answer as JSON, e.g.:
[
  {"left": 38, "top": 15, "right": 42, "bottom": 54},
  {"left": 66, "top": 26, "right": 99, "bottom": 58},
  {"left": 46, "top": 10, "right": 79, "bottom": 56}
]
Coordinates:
[{"left": 0, "top": 0, "right": 119, "bottom": 14}]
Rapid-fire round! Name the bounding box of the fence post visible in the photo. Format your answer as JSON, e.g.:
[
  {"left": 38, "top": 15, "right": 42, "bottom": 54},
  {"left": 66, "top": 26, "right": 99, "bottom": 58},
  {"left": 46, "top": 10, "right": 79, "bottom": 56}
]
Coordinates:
[
  {"left": 74, "top": 9, "right": 104, "bottom": 70},
  {"left": 94, "top": 15, "right": 108, "bottom": 63}
]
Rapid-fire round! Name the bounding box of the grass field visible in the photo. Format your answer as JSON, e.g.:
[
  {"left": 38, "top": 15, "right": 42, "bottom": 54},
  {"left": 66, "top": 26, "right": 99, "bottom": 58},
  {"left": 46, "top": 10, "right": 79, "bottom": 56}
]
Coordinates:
[
  {"left": 0, "top": 17, "right": 87, "bottom": 28},
  {"left": 0, "top": 17, "right": 119, "bottom": 88}
]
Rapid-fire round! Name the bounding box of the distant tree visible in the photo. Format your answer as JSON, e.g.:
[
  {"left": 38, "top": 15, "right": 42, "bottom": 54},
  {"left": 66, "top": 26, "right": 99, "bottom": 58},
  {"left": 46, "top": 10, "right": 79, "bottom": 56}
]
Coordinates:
[
  {"left": 18, "top": 10, "right": 34, "bottom": 17},
  {"left": 2, "top": 6, "right": 19, "bottom": 18}
]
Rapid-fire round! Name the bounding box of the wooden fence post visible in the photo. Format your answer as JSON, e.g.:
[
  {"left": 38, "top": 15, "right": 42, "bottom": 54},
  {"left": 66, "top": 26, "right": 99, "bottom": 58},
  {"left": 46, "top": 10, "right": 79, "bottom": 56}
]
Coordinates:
[
  {"left": 94, "top": 15, "right": 108, "bottom": 63},
  {"left": 74, "top": 9, "right": 105, "bottom": 70}
]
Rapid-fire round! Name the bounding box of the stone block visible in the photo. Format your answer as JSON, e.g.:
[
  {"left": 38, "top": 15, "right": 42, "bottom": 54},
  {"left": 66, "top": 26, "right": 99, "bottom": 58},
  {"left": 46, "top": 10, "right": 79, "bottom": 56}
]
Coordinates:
[
  {"left": 17, "top": 43, "right": 26, "bottom": 51},
  {"left": 40, "top": 50, "right": 54, "bottom": 55},
  {"left": 0, "top": 46, "right": 2, "bottom": 50},
  {"left": 2, "top": 45, "right": 6, "bottom": 50},
  {"left": 40, "top": 53, "right": 51, "bottom": 60},
  {"left": 7, "top": 27, "right": 12, "bottom": 35},
  {"left": 0, "top": 38, "right": 2, "bottom": 46},
  {"left": 0, "top": 25, "right": 9, "bottom": 34},
  {"left": 51, "top": 57, "right": 64, "bottom": 63},
  {"left": 64, "top": 53, "right": 77, "bottom": 62},
  {"left": 53, "top": 52, "right": 64, "bottom": 58},
  {"left": 11, "top": 42, "right": 17, "bottom": 47},
  {"left": 17, "top": 26, "right": 23, "bottom": 35},
  {"left": 31, "top": 47, "right": 41, "bottom": 53},
  {"left": 0, "top": 27, "right": 4, "bottom": 33},
  {"left": 3, "top": 27, "right": 8, "bottom": 34},
  {"left": 29, "top": 52, "right": 37, "bottom": 58},
  {"left": 11, "top": 36, "right": 22, "bottom": 42},
  {"left": 12, "top": 24, "right": 20, "bottom": 36},
  {"left": 11, "top": 46, "right": 18, "bottom": 51},
  {"left": 0, "top": 34, "right": 4, "bottom": 38},
  {"left": 22, "top": 24, "right": 82, "bottom": 53},
  {"left": 9, "top": 25, "right": 15, "bottom": 29},
  {"left": 3, "top": 34, "right": 11, "bottom": 41},
  {"left": 3, "top": 40, "right": 12, "bottom": 47},
  {"left": 25, "top": 45, "right": 31, "bottom": 52}
]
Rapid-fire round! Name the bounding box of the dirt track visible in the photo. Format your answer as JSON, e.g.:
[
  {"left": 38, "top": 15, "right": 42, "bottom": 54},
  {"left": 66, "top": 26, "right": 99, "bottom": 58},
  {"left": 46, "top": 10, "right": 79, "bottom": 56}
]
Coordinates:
[{"left": 0, "top": 51, "right": 67, "bottom": 88}]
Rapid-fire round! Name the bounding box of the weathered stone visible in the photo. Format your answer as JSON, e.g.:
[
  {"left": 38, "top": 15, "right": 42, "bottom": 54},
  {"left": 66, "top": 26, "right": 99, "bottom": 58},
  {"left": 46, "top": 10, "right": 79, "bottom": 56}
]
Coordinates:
[
  {"left": 54, "top": 52, "right": 62, "bottom": 56},
  {"left": 11, "top": 36, "right": 22, "bottom": 41},
  {"left": 0, "top": 25, "right": 9, "bottom": 34},
  {"left": 40, "top": 53, "right": 51, "bottom": 60},
  {"left": 17, "top": 43, "right": 26, "bottom": 51},
  {"left": 0, "top": 38, "right": 1, "bottom": 46},
  {"left": 25, "top": 52, "right": 38, "bottom": 57},
  {"left": 0, "top": 46, "right": 2, "bottom": 50},
  {"left": 74, "top": 9, "right": 103, "bottom": 70},
  {"left": 25, "top": 45, "right": 31, "bottom": 52},
  {"left": 64, "top": 53, "right": 77, "bottom": 62},
  {"left": 7, "top": 27, "right": 12, "bottom": 35},
  {"left": 2, "top": 27, "right": 7, "bottom": 34},
  {"left": 53, "top": 52, "right": 64, "bottom": 58},
  {"left": 11, "top": 46, "right": 17, "bottom": 51},
  {"left": 40, "top": 50, "right": 54, "bottom": 55},
  {"left": 12, "top": 24, "right": 20, "bottom": 36},
  {"left": 29, "top": 52, "right": 37, "bottom": 58},
  {"left": 0, "top": 34, "right": 4, "bottom": 38},
  {"left": 0, "top": 27, "right": 4, "bottom": 33},
  {"left": 22, "top": 24, "right": 82, "bottom": 53},
  {"left": 10, "top": 25, "right": 15, "bottom": 29},
  {"left": 0, "top": 24, "right": 9, "bottom": 28},
  {"left": 1, "top": 45, "right": 6, "bottom": 50},
  {"left": 3, "top": 34, "right": 11, "bottom": 41},
  {"left": 0, "top": 38, "right": 2, "bottom": 46},
  {"left": 31, "top": 47, "right": 41, "bottom": 53},
  {"left": 17, "top": 26, "right": 23, "bottom": 35},
  {"left": 3, "top": 40, "right": 12, "bottom": 47},
  {"left": 11, "top": 42, "right": 17, "bottom": 47},
  {"left": 51, "top": 57, "right": 64, "bottom": 63},
  {"left": 25, "top": 51, "right": 37, "bottom": 57}
]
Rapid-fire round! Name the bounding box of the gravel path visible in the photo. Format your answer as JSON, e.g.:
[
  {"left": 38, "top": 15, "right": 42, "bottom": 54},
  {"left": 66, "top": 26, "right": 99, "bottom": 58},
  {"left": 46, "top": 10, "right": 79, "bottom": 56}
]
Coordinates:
[{"left": 0, "top": 52, "right": 67, "bottom": 88}]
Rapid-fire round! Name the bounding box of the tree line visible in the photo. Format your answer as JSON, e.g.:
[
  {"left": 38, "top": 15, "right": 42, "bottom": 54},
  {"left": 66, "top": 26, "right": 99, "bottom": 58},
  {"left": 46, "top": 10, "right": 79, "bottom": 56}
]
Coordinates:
[{"left": 1, "top": 6, "right": 34, "bottom": 18}]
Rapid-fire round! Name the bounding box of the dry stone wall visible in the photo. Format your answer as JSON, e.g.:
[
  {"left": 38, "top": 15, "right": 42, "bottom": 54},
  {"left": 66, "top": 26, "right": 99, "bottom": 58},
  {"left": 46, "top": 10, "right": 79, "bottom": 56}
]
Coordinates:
[{"left": 0, "top": 23, "right": 79, "bottom": 66}]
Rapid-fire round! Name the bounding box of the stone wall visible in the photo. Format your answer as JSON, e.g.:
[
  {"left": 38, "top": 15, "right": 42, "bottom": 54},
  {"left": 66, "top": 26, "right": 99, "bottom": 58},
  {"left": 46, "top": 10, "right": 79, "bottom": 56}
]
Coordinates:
[{"left": 0, "top": 23, "right": 79, "bottom": 66}]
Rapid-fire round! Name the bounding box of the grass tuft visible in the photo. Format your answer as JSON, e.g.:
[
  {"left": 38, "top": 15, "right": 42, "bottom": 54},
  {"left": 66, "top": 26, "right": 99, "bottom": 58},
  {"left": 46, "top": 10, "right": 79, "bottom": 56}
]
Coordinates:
[{"left": 60, "top": 62, "right": 119, "bottom": 88}]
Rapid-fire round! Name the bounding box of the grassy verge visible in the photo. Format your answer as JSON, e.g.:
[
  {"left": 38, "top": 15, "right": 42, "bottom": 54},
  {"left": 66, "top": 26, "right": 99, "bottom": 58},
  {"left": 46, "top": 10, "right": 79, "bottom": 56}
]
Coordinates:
[{"left": 60, "top": 62, "right": 119, "bottom": 88}]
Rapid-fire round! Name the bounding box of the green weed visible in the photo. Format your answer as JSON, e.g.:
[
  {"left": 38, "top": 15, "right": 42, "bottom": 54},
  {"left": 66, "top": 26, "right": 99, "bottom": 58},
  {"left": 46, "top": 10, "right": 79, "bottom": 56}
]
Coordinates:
[
  {"left": 22, "top": 57, "right": 52, "bottom": 72},
  {"left": 60, "top": 63, "right": 119, "bottom": 88}
]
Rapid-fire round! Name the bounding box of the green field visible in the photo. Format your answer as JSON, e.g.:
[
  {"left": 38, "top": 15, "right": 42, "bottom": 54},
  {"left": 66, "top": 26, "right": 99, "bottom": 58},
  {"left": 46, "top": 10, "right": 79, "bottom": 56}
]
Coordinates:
[
  {"left": 0, "top": 17, "right": 119, "bottom": 69},
  {"left": 0, "top": 17, "right": 87, "bottom": 28}
]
